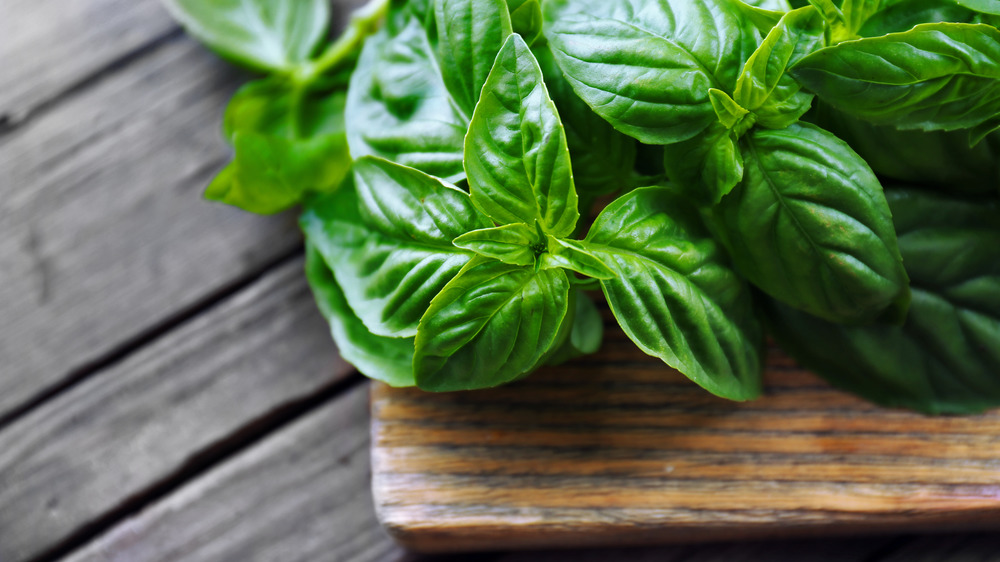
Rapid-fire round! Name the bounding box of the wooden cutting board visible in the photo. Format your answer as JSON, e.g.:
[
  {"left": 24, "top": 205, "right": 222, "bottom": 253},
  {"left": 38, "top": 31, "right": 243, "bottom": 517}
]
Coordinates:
[{"left": 370, "top": 312, "right": 1000, "bottom": 552}]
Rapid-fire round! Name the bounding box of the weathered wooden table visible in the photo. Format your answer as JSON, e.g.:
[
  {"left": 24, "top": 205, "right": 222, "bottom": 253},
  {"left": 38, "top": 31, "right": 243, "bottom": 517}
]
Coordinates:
[{"left": 3, "top": 1, "right": 1000, "bottom": 561}]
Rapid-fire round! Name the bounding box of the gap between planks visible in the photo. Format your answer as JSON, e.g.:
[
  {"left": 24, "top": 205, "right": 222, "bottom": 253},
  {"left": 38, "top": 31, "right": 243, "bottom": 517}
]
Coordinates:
[
  {"left": 0, "top": 27, "right": 184, "bottom": 139},
  {"left": 33, "top": 373, "right": 368, "bottom": 562},
  {"left": 0, "top": 256, "right": 354, "bottom": 562},
  {"left": 0, "top": 29, "right": 303, "bottom": 424},
  {"left": 0, "top": 0, "right": 179, "bottom": 133},
  {"left": 0, "top": 246, "right": 303, "bottom": 433},
  {"left": 56, "top": 381, "right": 406, "bottom": 562}
]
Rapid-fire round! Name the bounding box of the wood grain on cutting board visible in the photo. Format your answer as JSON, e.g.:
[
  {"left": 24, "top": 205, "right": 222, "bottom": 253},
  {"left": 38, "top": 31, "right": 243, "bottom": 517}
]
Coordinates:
[{"left": 371, "top": 315, "right": 1000, "bottom": 552}]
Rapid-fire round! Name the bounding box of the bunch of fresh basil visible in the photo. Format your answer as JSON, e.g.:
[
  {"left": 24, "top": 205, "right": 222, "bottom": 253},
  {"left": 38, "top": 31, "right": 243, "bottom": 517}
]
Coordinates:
[{"left": 164, "top": 0, "right": 1000, "bottom": 414}]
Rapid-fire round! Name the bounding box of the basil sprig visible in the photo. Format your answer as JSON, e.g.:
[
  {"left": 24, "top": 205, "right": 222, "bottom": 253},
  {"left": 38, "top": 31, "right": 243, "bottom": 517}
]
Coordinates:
[
  {"left": 167, "top": 0, "right": 1000, "bottom": 413},
  {"left": 166, "top": 0, "right": 389, "bottom": 213}
]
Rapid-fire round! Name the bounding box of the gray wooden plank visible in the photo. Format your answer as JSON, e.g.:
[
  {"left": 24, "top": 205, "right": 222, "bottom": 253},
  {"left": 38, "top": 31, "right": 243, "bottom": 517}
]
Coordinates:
[
  {"left": 0, "top": 257, "right": 353, "bottom": 562},
  {"left": 0, "top": 34, "right": 303, "bottom": 421},
  {"left": 64, "top": 383, "right": 409, "bottom": 562},
  {"left": 0, "top": 0, "right": 177, "bottom": 125}
]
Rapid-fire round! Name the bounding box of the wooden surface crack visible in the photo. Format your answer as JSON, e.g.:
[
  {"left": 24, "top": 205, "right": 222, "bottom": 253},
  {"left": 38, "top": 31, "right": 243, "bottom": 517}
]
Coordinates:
[
  {"left": 29, "top": 370, "right": 366, "bottom": 562},
  {"left": 0, "top": 245, "right": 303, "bottom": 433},
  {"left": 0, "top": 26, "right": 184, "bottom": 140}
]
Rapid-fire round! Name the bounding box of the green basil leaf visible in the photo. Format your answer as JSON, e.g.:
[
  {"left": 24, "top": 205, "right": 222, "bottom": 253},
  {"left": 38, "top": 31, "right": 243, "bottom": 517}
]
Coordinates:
[
  {"left": 974, "top": 10, "right": 1000, "bottom": 26},
  {"left": 351, "top": 156, "right": 491, "bottom": 243},
  {"left": 533, "top": 45, "right": 638, "bottom": 201},
  {"left": 346, "top": 17, "right": 468, "bottom": 183},
  {"left": 744, "top": 0, "right": 793, "bottom": 10},
  {"left": 408, "top": 0, "right": 433, "bottom": 23},
  {"left": 223, "top": 79, "right": 347, "bottom": 141},
  {"left": 807, "top": 0, "right": 845, "bottom": 24},
  {"left": 582, "top": 186, "right": 763, "bottom": 401},
  {"left": 542, "top": 0, "right": 780, "bottom": 144},
  {"left": 704, "top": 130, "right": 745, "bottom": 199},
  {"left": 766, "top": 188, "right": 1000, "bottom": 414},
  {"left": 742, "top": 1, "right": 796, "bottom": 33},
  {"left": 508, "top": 0, "right": 544, "bottom": 45},
  {"left": 163, "top": 0, "right": 328, "bottom": 72},
  {"left": 207, "top": 131, "right": 349, "bottom": 214},
  {"left": 434, "top": 0, "right": 513, "bottom": 116},
  {"left": 708, "top": 122, "right": 909, "bottom": 324},
  {"left": 809, "top": 102, "right": 1000, "bottom": 195},
  {"left": 841, "top": 0, "right": 883, "bottom": 33},
  {"left": 301, "top": 158, "right": 490, "bottom": 338},
  {"left": 453, "top": 223, "right": 539, "bottom": 266},
  {"left": 545, "top": 289, "right": 604, "bottom": 365},
  {"left": 969, "top": 115, "right": 1000, "bottom": 146},
  {"left": 305, "top": 243, "right": 415, "bottom": 387},
  {"left": 414, "top": 258, "right": 571, "bottom": 390},
  {"left": 662, "top": 123, "right": 746, "bottom": 205},
  {"left": 566, "top": 290, "right": 603, "bottom": 356},
  {"left": 822, "top": 0, "right": 884, "bottom": 41},
  {"left": 858, "top": 0, "right": 978, "bottom": 36},
  {"left": 791, "top": 23, "right": 1000, "bottom": 133},
  {"left": 957, "top": 0, "right": 1000, "bottom": 16},
  {"left": 465, "top": 34, "right": 579, "bottom": 236},
  {"left": 734, "top": 5, "right": 825, "bottom": 129},
  {"left": 207, "top": 79, "right": 351, "bottom": 214},
  {"left": 541, "top": 237, "right": 616, "bottom": 279},
  {"left": 708, "top": 89, "right": 751, "bottom": 131}
]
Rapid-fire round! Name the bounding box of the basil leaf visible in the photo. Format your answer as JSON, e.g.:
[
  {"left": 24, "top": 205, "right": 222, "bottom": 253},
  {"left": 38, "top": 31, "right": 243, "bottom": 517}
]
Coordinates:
[
  {"left": 975, "top": 11, "right": 1000, "bottom": 28},
  {"left": 534, "top": 45, "right": 638, "bottom": 201},
  {"left": 222, "top": 79, "right": 347, "bottom": 141},
  {"left": 346, "top": 17, "right": 468, "bottom": 183},
  {"left": 453, "top": 223, "right": 538, "bottom": 266},
  {"left": 301, "top": 158, "right": 490, "bottom": 338},
  {"left": 661, "top": 123, "right": 744, "bottom": 205},
  {"left": 566, "top": 290, "right": 603, "bottom": 356},
  {"left": 414, "top": 258, "right": 571, "bottom": 390},
  {"left": 207, "top": 79, "right": 351, "bottom": 214},
  {"left": 734, "top": 5, "right": 826, "bottom": 129},
  {"left": 408, "top": 0, "right": 433, "bottom": 23},
  {"left": 702, "top": 131, "right": 746, "bottom": 200},
  {"left": 766, "top": 188, "right": 1000, "bottom": 414},
  {"left": 545, "top": 289, "right": 604, "bottom": 365},
  {"left": 807, "top": 0, "right": 845, "bottom": 24},
  {"left": 352, "top": 156, "right": 491, "bottom": 243},
  {"left": 817, "top": 0, "right": 884, "bottom": 42},
  {"left": 305, "top": 243, "right": 415, "bottom": 387},
  {"left": 207, "top": 132, "right": 349, "bottom": 214},
  {"left": 744, "top": 0, "right": 793, "bottom": 9},
  {"left": 541, "top": 237, "right": 616, "bottom": 280},
  {"left": 969, "top": 115, "right": 1000, "bottom": 146},
  {"left": 434, "top": 0, "right": 513, "bottom": 116},
  {"left": 841, "top": 0, "right": 883, "bottom": 33},
  {"left": 957, "top": 0, "right": 1000, "bottom": 16},
  {"left": 162, "top": 0, "right": 329, "bottom": 72},
  {"left": 709, "top": 89, "right": 752, "bottom": 132},
  {"left": 542, "top": 0, "right": 780, "bottom": 144},
  {"left": 465, "top": 34, "right": 580, "bottom": 236},
  {"left": 582, "top": 187, "right": 763, "bottom": 401},
  {"left": 792, "top": 23, "right": 1000, "bottom": 133},
  {"left": 858, "top": 0, "right": 978, "bottom": 36},
  {"left": 709, "top": 122, "right": 909, "bottom": 324},
  {"left": 507, "top": 0, "right": 544, "bottom": 45},
  {"left": 810, "top": 102, "right": 1000, "bottom": 195}
]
